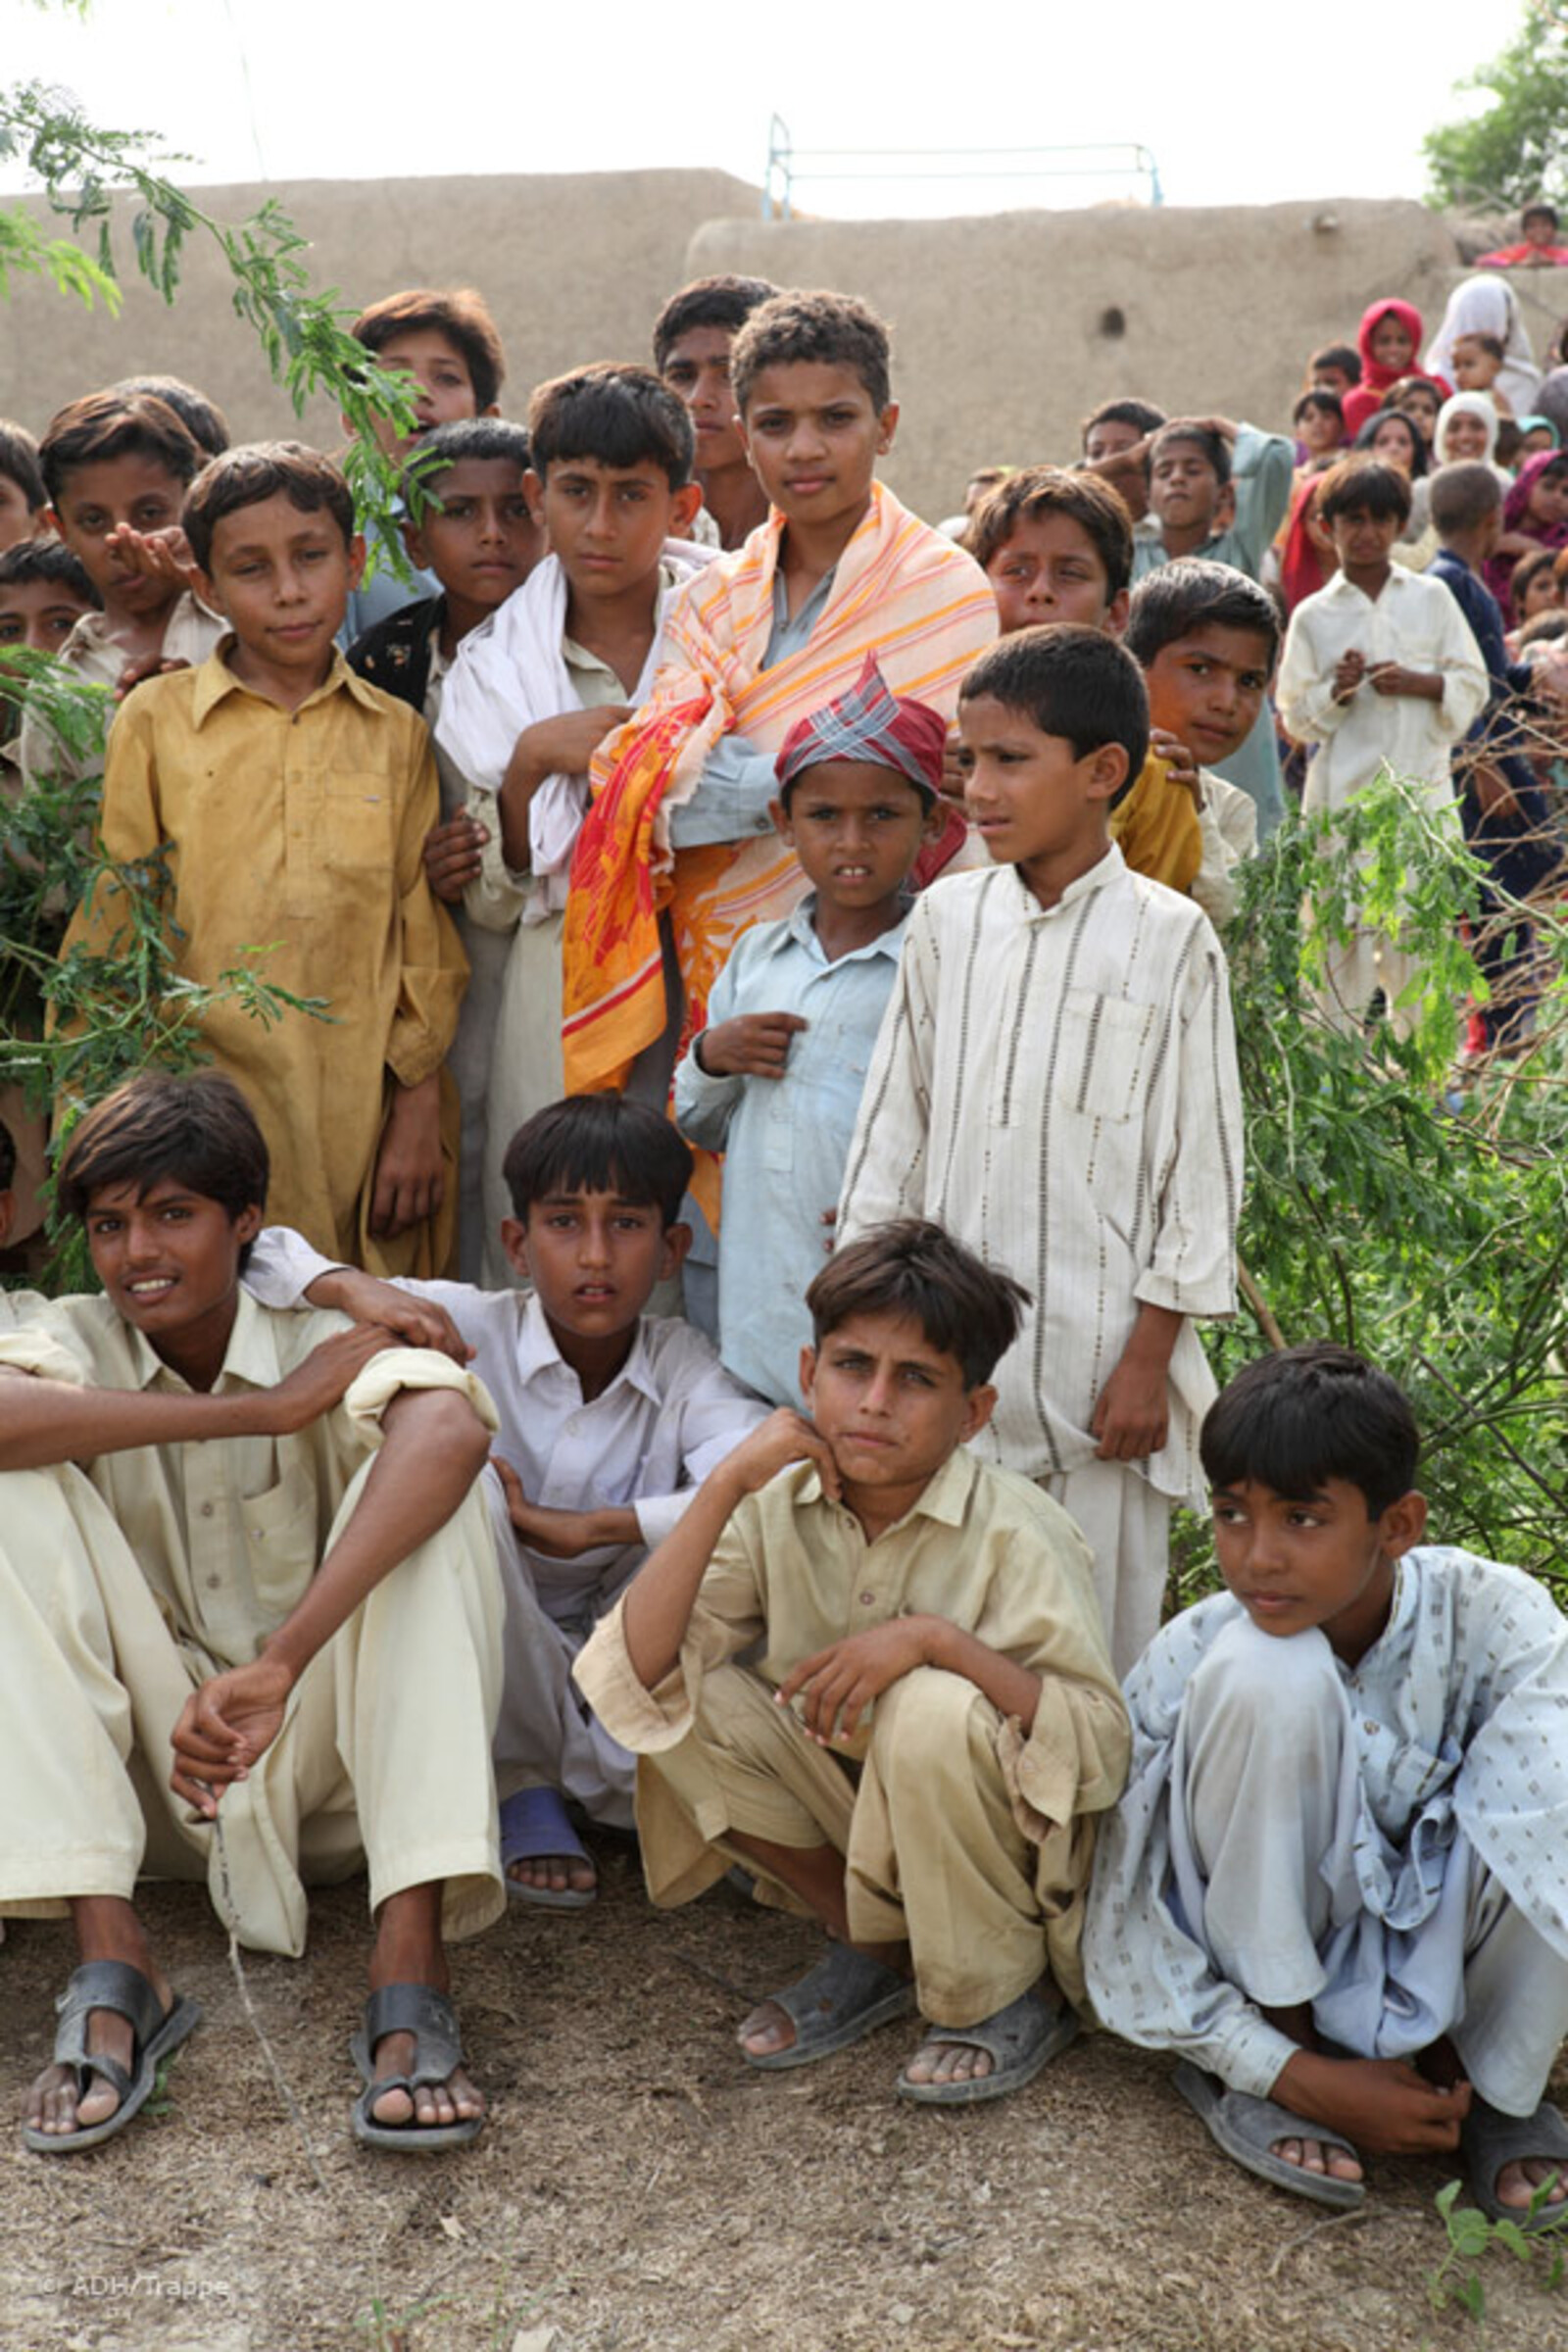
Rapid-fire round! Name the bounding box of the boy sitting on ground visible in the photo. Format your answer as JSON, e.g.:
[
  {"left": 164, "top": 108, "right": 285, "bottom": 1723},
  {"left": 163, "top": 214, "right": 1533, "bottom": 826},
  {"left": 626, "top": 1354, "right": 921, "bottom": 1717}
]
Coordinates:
[
  {"left": 64, "top": 443, "right": 467, "bottom": 1274},
  {"left": 574, "top": 1220, "right": 1130, "bottom": 2105},
  {"left": 433, "top": 368, "right": 710, "bottom": 1282},
  {"left": 838, "top": 628, "right": 1243, "bottom": 1674},
  {"left": 1131, "top": 415, "right": 1295, "bottom": 833},
  {"left": 21, "top": 392, "right": 223, "bottom": 791},
  {"left": 245, "top": 1091, "right": 767, "bottom": 1905},
  {"left": 348, "top": 417, "right": 544, "bottom": 1277},
  {"left": 673, "top": 658, "right": 946, "bottom": 1407},
  {"left": 1084, "top": 1344, "right": 1568, "bottom": 2223},
  {"left": 653, "top": 272, "right": 778, "bottom": 551},
  {"left": 2, "top": 1071, "right": 506, "bottom": 2157}
]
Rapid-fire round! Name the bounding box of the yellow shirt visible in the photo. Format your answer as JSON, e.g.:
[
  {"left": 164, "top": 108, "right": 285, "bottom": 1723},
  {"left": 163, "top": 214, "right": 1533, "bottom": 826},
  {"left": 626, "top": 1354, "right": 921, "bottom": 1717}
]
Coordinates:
[
  {"left": 1110, "top": 747, "right": 1203, "bottom": 898},
  {"left": 574, "top": 1446, "right": 1131, "bottom": 1994},
  {"left": 65, "top": 647, "right": 467, "bottom": 1271}
]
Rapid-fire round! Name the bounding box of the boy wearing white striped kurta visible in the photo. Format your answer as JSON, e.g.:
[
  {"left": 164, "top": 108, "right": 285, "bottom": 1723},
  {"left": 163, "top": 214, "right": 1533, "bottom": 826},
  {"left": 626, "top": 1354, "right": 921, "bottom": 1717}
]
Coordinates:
[{"left": 839, "top": 626, "right": 1243, "bottom": 1674}]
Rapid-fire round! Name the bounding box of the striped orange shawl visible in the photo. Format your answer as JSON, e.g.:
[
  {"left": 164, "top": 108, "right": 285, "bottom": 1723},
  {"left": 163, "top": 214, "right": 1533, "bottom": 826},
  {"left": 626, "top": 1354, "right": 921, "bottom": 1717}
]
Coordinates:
[{"left": 563, "top": 484, "right": 997, "bottom": 1130}]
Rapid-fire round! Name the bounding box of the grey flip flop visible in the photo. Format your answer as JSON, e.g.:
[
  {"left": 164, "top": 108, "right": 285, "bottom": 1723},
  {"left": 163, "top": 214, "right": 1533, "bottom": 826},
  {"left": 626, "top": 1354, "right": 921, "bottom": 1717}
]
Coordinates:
[
  {"left": 742, "top": 1943, "right": 916, "bottom": 2071},
  {"left": 1461, "top": 2095, "right": 1568, "bottom": 2230},
  {"left": 896, "top": 1985, "right": 1078, "bottom": 2107},
  {"left": 350, "top": 1983, "right": 483, "bottom": 2152},
  {"left": 24, "top": 1959, "right": 201, "bottom": 2156},
  {"left": 1175, "top": 2059, "right": 1366, "bottom": 2210}
]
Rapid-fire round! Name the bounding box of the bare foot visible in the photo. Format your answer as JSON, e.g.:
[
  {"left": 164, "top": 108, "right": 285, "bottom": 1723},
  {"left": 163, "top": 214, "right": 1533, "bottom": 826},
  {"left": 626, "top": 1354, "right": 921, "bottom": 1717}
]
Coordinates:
[
  {"left": 507, "top": 1850, "right": 596, "bottom": 1901},
  {"left": 24, "top": 1897, "right": 172, "bottom": 2141},
  {"left": 1496, "top": 2155, "right": 1568, "bottom": 2212},
  {"left": 901, "top": 2033, "right": 994, "bottom": 2089},
  {"left": 366, "top": 1885, "right": 484, "bottom": 2133},
  {"left": 738, "top": 1999, "right": 797, "bottom": 2061},
  {"left": 1268, "top": 2130, "right": 1364, "bottom": 2185}
]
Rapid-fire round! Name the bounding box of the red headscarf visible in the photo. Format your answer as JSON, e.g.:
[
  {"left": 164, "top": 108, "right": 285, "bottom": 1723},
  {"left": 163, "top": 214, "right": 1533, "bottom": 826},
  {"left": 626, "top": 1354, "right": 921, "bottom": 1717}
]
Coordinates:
[{"left": 1342, "top": 301, "right": 1434, "bottom": 437}]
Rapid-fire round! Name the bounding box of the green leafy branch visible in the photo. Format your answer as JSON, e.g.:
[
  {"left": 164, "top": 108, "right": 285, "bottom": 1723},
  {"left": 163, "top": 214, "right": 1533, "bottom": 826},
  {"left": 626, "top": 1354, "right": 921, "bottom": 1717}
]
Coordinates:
[{"left": 1428, "top": 2175, "right": 1567, "bottom": 2324}]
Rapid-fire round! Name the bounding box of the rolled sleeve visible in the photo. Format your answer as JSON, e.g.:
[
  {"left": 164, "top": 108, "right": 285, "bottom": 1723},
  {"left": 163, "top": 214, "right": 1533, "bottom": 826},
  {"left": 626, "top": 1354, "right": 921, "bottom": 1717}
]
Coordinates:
[
  {"left": 573, "top": 1592, "right": 703, "bottom": 1752},
  {"left": 342, "top": 1346, "right": 500, "bottom": 1433},
  {"left": 0, "top": 1331, "right": 89, "bottom": 1385},
  {"left": 668, "top": 734, "right": 782, "bottom": 848}
]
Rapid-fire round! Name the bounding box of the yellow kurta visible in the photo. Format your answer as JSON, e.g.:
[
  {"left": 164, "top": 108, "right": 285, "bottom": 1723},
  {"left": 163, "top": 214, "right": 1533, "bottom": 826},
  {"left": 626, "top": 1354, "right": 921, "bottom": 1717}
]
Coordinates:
[
  {"left": 1110, "top": 746, "right": 1203, "bottom": 898},
  {"left": 63, "top": 648, "right": 467, "bottom": 1272},
  {"left": 574, "top": 1448, "right": 1131, "bottom": 2010}
]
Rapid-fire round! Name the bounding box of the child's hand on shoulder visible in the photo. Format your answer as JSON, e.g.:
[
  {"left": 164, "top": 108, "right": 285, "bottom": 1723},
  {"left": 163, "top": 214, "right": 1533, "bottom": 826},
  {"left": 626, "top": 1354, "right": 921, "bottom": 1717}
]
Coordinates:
[
  {"left": 695, "top": 1010, "right": 807, "bottom": 1079},
  {"left": 423, "top": 810, "right": 488, "bottom": 901},
  {"left": 114, "top": 654, "right": 191, "bottom": 702},
  {"left": 265, "top": 1322, "right": 399, "bottom": 1434},
  {"left": 715, "top": 1406, "right": 841, "bottom": 1502},
  {"left": 303, "top": 1265, "right": 472, "bottom": 1364},
  {"left": 1150, "top": 727, "right": 1201, "bottom": 801}
]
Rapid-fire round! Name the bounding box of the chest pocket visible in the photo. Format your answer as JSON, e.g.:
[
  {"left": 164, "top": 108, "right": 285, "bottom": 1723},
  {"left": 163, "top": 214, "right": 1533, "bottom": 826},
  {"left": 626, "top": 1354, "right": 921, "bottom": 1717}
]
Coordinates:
[
  {"left": 1050, "top": 988, "right": 1155, "bottom": 1125},
  {"left": 316, "top": 774, "right": 396, "bottom": 872},
  {"left": 240, "top": 1466, "right": 324, "bottom": 1644},
  {"left": 761, "top": 1017, "right": 874, "bottom": 1172}
]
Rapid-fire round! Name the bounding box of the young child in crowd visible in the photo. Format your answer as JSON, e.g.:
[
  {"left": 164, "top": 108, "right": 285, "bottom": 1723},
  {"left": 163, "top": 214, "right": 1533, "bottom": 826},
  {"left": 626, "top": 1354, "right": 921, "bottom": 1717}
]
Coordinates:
[
  {"left": 652, "top": 273, "right": 778, "bottom": 551},
  {"left": 112, "top": 375, "right": 230, "bottom": 459},
  {"left": 1428, "top": 462, "right": 1568, "bottom": 1048},
  {"left": 1306, "top": 346, "right": 1361, "bottom": 403},
  {"left": 1124, "top": 560, "right": 1276, "bottom": 922},
  {"left": 65, "top": 443, "right": 467, "bottom": 1274},
  {"left": 433, "top": 367, "right": 709, "bottom": 1283},
  {"left": 1080, "top": 398, "right": 1166, "bottom": 521},
  {"left": 0, "top": 421, "right": 49, "bottom": 553},
  {"left": 1514, "top": 417, "right": 1562, "bottom": 466},
  {"left": 347, "top": 416, "right": 544, "bottom": 1276},
  {"left": 574, "top": 1220, "right": 1130, "bottom": 2104},
  {"left": 1084, "top": 1344, "right": 1568, "bottom": 2224},
  {"left": 1132, "top": 416, "right": 1294, "bottom": 831},
  {"left": 1341, "top": 302, "right": 1429, "bottom": 439},
  {"left": 1515, "top": 548, "right": 1563, "bottom": 626},
  {"left": 1452, "top": 333, "right": 1515, "bottom": 422},
  {"left": 1277, "top": 458, "right": 1488, "bottom": 1037},
  {"left": 1353, "top": 409, "right": 1437, "bottom": 567},
  {"left": 560, "top": 292, "right": 997, "bottom": 1177},
  {"left": 966, "top": 466, "right": 1248, "bottom": 916},
  {"left": 1292, "top": 390, "right": 1346, "bottom": 471},
  {"left": 21, "top": 392, "right": 223, "bottom": 790},
  {"left": 1487, "top": 451, "right": 1568, "bottom": 610},
  {"left": 1435, "top": 393, "right": 1511, "bottom": 485},
  {"left": 1478, "top": 200, "right": 1568, "bottom": 270},
  {"left": 340, "top": 286, "right": 506, "bottom": 645},
  {"left": 246, "top": 1093, "right": 767, "bottom": 1907},
  {"left": 1427, "top": 279, "right": 1539, "bottom": 418},
  {"left": 673, "top": 659, "right": 946, "bottom": 1407},
  {"left": 838, "top": 627, "right": 1243, "bottom": 1673},
  {"left": 1, "top": 1071, "right": 505, "bottom": 2157},
  {"left": 1383, "top": 376, "right": 1445, "bottom": 452}
]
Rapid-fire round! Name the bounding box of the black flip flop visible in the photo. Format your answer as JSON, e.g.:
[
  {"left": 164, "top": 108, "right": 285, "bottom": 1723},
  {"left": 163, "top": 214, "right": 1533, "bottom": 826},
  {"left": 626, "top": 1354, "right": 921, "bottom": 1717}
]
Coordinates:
[
  {"left": 24, "top": 1960, "right": 201, "bottom": 2155},
  {"left": 350, "top": 1983, "right": 483, "bottom": 2152}
]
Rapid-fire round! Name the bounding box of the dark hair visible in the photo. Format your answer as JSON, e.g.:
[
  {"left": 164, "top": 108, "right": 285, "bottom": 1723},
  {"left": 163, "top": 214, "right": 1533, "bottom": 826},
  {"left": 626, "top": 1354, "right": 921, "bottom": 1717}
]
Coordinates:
[
  {"left": 1200, "top": 1342, "right": 1419, "bottom": 1517},
  {"left": 0, "top": 1116, "right": 15, "bottom": 1192},
  {"left": 56, "top": 1070, "right": 270, "bottom": 1233},
  {"left": 1454, "top": 331, "right": 1506, "bottom": 366},
  {"left": 113, "top": 375, "right": 230, "bottom": 458},
  {"left": 0, "top": 420, "right": 46, "bottom": 511},
  {"left": 39, "top": 391, "right": 204, "bottom": 508},
  {"left": 1496, "top": 418, "right": 1524, "bottom": 470},
  {"left": 1354, "top": 411, "right": 1428, "bottom": 480},
  {"left": 958, "top": 624, "right": 1150, "bottom": 806},
  {"left": 730, "top": 290, "right": 893, "bottom": 416},
  {"left": 1429, "top": 461, "right": 1504, "bottom": 537},
  {"left": 1149, "top": 420, "right": 1231, "bottom": 490},
  {"left": 1514, "top": 546, "right": 1560, "bottom": 614},
  {"left": 1081, "top": 397, "right": 1166, "bottom": 450},
  {"left": 966, "top": 465, "right": 1133, "bottom": 596},
  {"left": 501, "top": 1093, "right": 692, "bottom": 1228},
  {"left": 182, "top": 443, "right": 356, "bottom": 571},
  {"left": 1123, "top": 558, "right": 1280, "bottom": 670},
  {"left": 1317, "top": 456, "right": 1413, "bottom": 527},
  {"left": 806, "top": 1218, "right": 1030, "bottom": 1390},
  {"left": 350, "top": 287, "right": 506, "bottom": 414},
  {"left": 404, "top": 416, "right": 532, "bottom": 498},
  {"left": 652, "top": 273, "right": 780, "bottom": 373},
  {"left": 528, "top": 366, "right": 694, "bottom": 490},
  {"left": 1308, "top": 343, "right": 1362, "bottom": 385},
  {"left": 0, "top": 534, "right": 100, "bottom": 607},
  {"left": 1293, "top": 389, "right": 1345, "bottom": 430},
  {"left": 1525, "top": 200, "right": 1561, "bottom": 229},
  {"left": 1384, "top": 376, "right": 1446, "bottom": 421},
  {"left": 1519, "top": 608, "right": 1568, "bottom": 645}
]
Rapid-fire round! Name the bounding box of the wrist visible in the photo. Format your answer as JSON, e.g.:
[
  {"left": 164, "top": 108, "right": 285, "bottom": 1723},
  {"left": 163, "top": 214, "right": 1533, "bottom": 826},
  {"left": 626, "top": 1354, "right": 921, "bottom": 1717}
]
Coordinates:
[
  {"left": 256, "top": 1636, "right": 303, "bottom": 1695},
  {"left": 693, "top": 1029, "right": 712, "bottom": 1075}
]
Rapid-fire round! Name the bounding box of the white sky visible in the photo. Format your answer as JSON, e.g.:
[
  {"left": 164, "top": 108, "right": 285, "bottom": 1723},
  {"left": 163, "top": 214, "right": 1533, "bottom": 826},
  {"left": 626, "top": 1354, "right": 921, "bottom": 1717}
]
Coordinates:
[{"left": 7, "top": 0, "right": 1502, "bottom": 217}]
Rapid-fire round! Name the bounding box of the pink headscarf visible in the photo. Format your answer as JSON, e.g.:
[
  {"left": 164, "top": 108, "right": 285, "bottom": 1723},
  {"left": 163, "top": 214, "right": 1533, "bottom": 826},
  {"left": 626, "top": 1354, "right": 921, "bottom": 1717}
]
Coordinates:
[
  {"left": 1342, "top": 300, "right": 1434, "bottom": 437},
  {"left": 1485, "top": 449, "right": 1568, "bottom": 605}
]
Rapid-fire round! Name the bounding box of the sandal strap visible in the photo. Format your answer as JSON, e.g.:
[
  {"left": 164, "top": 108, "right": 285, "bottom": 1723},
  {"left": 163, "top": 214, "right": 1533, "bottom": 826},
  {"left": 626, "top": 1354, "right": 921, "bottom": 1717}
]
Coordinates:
[
  {"left": 363, "top": 1984, "right": 466, "bottom": 2089},
  {"left": 52, "top": 1961, "right": 166, "bottom": 2072}
]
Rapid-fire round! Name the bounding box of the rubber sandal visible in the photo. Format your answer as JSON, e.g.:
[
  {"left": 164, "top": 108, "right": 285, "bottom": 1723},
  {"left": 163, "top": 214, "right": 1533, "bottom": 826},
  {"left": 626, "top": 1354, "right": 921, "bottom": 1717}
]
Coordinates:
[
  {"left": 1461, "top": 2096, "right": 1568, "bottom": 2230},
  {"left": 1175, "top": 2060, "right": 1366, "bottom": 2210},
  {"left": 742, "top": 1943, "right": 916, "bottom": 2072},
  {"left": 896, "top": 1986, "right": 1078, "bottom": 2108},
  {"left": 500, "top": 1787, "right": 596, "bottom": 1912},
  {"left": 24, "top": 1960, "right": 201, "bottom": 2156},
  {"left": 350, "top": 1984, "right": 483, "bottom": 2152}
]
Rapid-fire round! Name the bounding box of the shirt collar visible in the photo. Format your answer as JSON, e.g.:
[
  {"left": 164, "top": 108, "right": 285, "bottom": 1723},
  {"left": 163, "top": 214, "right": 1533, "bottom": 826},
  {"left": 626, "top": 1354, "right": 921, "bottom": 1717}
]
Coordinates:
[
  {"left": 780, "top": 893, "right": 910, "bottom": 961},
  {"left": 190, "top": 642, "right": 384, "bottom": 728},
  {"left": 514, "top": 1291, "right": 663, "bottom": 1407},
  {"left": 1011, "top": 841, "right": 1125, "bottom": 923},
  {"left": 132, "top": 1286, "right": 283, "bottom": 1395},
  {"left": 795, "top": 1441, "right": 981, "bottom": 1532}
]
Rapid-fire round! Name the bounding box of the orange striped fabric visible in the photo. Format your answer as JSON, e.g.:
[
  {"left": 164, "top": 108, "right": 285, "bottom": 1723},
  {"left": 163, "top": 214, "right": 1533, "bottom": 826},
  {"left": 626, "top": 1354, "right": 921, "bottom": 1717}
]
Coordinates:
[{"left": 562, "top": 485, "right": 997, "bottom": 1149}]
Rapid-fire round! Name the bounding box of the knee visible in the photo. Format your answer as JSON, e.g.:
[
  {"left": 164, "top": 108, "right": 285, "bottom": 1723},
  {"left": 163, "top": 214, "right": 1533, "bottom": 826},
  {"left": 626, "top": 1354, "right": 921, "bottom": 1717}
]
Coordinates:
[
  {"left": 870, "top": 1667, "right": 989, "bottom": 1792},
  {"left": 1185, "top": 1615, "right": 1345, "bottom": 1765}
]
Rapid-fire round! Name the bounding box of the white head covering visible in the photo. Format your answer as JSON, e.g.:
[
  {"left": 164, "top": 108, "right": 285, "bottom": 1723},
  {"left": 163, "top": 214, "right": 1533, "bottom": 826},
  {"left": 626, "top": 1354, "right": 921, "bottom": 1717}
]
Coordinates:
[
  {"left": 1425, "top": 275, "right": 1542, "bottom": 412},
  {"left": 1435, "top": 390, "right": 1501, "bottom": 466}
]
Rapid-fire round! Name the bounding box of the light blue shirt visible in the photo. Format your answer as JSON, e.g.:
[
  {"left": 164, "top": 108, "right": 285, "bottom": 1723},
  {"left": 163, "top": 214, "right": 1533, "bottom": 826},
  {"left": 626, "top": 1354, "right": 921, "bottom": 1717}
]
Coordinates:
[
  {"left": 673, "top": 890, "right": 906, "bottom": 1405},
  {"left": 668, "top": 567, "right": 838, "bottom": 849}
]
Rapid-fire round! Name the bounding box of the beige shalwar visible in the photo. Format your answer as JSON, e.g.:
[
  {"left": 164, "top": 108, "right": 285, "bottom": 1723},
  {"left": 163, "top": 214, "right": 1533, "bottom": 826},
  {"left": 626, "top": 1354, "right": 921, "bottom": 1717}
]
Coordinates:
[
  {"left": 0, "top": 1294, "right": 506, "bottom": 1956},
  {"left": 573, "top": 1449, "right": 1130, "bottom": 2024}
]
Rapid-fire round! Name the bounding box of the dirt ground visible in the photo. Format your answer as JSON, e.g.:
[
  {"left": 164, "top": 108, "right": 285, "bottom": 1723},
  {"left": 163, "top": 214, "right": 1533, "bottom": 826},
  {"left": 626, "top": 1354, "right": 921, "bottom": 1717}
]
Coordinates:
[{"left": 3, "top": 1853, "right": 1566, "bottom": 2352}]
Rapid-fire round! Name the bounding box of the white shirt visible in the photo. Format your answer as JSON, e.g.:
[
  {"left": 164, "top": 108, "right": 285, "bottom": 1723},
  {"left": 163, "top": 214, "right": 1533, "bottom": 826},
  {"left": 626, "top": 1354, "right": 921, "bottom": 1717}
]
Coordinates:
[{"left": 838, "top": 850, "right": 1242, "bottom": 1503}]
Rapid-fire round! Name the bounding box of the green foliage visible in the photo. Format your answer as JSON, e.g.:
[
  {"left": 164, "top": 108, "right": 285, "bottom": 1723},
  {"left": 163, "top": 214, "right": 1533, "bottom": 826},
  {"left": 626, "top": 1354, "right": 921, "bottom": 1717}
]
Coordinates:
[
  {"left": 1428, "top": 2174, "right": 1567, "bottom": 2324},
  {"left": 1424, "top": 2, "right": 1568, "bottom": 213},
  {"left": 1175, "top": 779, "right": 1568, "bottom": 1612}
]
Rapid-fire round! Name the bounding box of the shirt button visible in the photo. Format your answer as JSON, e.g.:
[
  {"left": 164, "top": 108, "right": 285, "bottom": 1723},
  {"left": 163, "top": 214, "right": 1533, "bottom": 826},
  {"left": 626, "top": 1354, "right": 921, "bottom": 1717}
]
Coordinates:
[
  {"left": 859, "top": 1591, "right": 876, "bottom": 1607},
  {"left": 206, "top": 1574, "right": 220, "bottom": 1590},
  {"left": 200, "top": 1501, "right": 215, "bottom": 1518}
]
